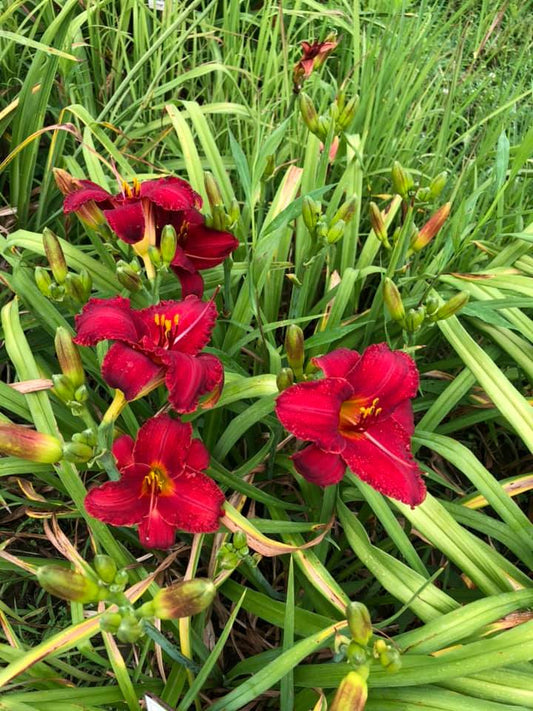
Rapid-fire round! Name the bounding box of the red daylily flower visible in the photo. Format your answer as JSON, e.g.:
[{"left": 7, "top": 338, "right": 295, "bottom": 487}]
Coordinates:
[
  {"left": 61, "top": 174, "right": 238, "bottom": 297},
  {"left": 85, "top": 415, "right": 224, "bottom": 548},
  {"left": 74, "top": 295, "right": 223, "bottom": 413},
  {"left": 293, "top": 37, "right": 339, "bottom": 90},
  {"left": 275, "top": 344, "right": 426, "bottom": 506}
]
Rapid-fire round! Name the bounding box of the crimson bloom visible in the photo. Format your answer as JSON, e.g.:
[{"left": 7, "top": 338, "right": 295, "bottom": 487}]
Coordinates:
[
  {"left": 74, "top": 295, "right": 222, "bottom": 413},
  {"left": 293, "top": 37, "right": 339, "bottom": 90},
  {"left": 85, "top": 415, "right": 224, "bottom": 548},
  {"left": 60, "top": 173, "right": 238, "bottom": 296},
  {"left": 275, "top": 344, "right": 426, "bottom": 506}
]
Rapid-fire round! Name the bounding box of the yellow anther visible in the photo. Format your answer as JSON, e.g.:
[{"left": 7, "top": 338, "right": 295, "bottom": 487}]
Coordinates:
[
  {"left": 174, "top": 314, "right": 179, "bottom": 326},
  {"left": 164, "top": 318, "right": 172, "bottom": 334},
  {"left": 154, "top": 314, "right": 160, "bottom": 325}
]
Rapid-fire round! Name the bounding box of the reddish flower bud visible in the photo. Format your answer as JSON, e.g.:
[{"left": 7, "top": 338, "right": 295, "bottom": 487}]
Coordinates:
[
  {"left": 150, "top": 578, "right": 216, "bottom": 619},
  {"left": 329, "top": 671, "right": 368, "bottom": 711},
  {"left": 55, "top": 327, "right": 84, "bottom": 389},
  {"left": 369, "top": 202, "right": 389, "bottom": 247},
  {"left": 0, "top": 423, "right": 62, "bottom": 463},
  {"left": 53, "top": 168, "right": 107, "bottom": 230},
  {"left": 37, "top": 565, "right": 100, "bottom": 603},
  {"left": 410, "top": 202, "right": 451, "bottom": 252}
]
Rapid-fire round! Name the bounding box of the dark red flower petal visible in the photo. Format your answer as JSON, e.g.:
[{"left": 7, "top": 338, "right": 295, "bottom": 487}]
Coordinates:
[
  {"left": 104, "top": 200, "right": 145, "bottom": 244},
  {"left": 138, "top": 509, "right": 176, "bottom": 549},
  {"left": 139, "top": 295, "right": 218, "bottom": 356},
  {"left": 341, "top": 419, "right": 426, "bottom": 506},
  {"left": 344, "top": 343, "right": 419, "bottom": 412},
  {"left": 184, "top": 438, "right": 210, "bottom": 473},
  {"left": 275, "top": 378, "right": 353, "bottom": 453},
  {"left": 140, "top": 176, "right": 202, "bottom": 211},
  {"left": 112, "top": 435, "right": 135, "bottom": 471},
  {"left": 133, "top": 414, "right": 192, "bottom": 473},
  {"left": 170, "top": 245, "right": 204, "bottom": 297},
  {"left": 156, "top": 471, "right": 224, "bottom": 533},
  {"left": 101, "top": 342, "right": 165, "bottom": 401},
  {"left": 312, "top": 348, "right": 360, "bottom": 379},
  {"left": 84, "top": 465, "right": 148, "bottom": 525},
  {"left": 390, "top": 400, "right": 415, "bottom": 436},
  {"left": 178, "top": 209, "right": 239, "bottom": 269},
  {"left": 74, "top": 296, "right": 142, "bottom": 346},
  {"left": 292, "top": 445, "right": 346, "bottom": 486},
  {"left": 163, "top": 352, "right": 224, "bottom": 413},
  {"left": 63, "top": 180, "right": 114, "bottom": 214}
]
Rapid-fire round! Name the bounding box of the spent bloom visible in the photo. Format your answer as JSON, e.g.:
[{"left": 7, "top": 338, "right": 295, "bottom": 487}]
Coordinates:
[
  {"left": 74, "top": 295, "right": 222, "bottom": 413},
  {"left": 275, "top": 344, "right": 426, "bottom": 506},
  {"left": 56, "top": 171, "right": 238, "bottom": 296},
  {"left": 85, "top": 415, "right": 224, "bottom": 548}
]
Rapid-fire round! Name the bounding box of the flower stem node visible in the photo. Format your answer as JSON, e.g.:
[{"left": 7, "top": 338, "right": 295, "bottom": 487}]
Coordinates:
[
  {"left": 43, "top": 228, "right": 68, "bottom": 284},
  {"left": 330, "top": 670, "right": 368, "bottom": 711},
  {"left": 37, "top": 565, "right": 101, "bottom": 604},
  {"left": 0, "top": 424, "right": 63, "bottom": 463},
  {"left": 150, "top": 579, "right": 216, "bottom": 620},
  {"left": 93, "top": 555, "right": 117, "bottom": 585},
  {"left": 391, "top": 161, "right": 414, "bottom": 199},
  {"left": 346, "top": 601, "right": 372, "bottom": 647},
  {"left": 276, "top": 367, "right": 295, "bottom": 392}
]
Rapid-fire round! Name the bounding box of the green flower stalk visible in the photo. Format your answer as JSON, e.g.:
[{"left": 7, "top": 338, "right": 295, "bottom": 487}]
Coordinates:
[{"left": 0, "top": 423, "right": 62, "bottom": 463}]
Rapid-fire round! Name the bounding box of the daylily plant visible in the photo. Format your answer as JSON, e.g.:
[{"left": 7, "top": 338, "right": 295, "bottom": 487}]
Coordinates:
[
  {"left": 275, "top": 344, "right": 426, "bottom": 506},
  {"left": 57, "top": 171, "right": 238, "bottom": 296},
  {"left": 74, "top": 295, "right": 223, "bottom": 413},
  {"left": 85, "top": 415, "right": 224, "bottom": 548}
]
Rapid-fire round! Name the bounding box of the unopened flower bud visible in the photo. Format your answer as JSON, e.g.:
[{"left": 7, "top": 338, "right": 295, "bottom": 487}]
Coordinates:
[
  {"left": 64, "top": 273, "right": 90, "bottom": 303},
  {"left": 410, "top": 202, "right": 451, "bottom": 252},
  {"left": 346, "top": 601, "right": 372, "bottom": 647},
  {"left": 228, "top": 199, "right": 240, "bottom": 226},
  {"left": 404, "top": 306, "right": 426, "bottom": 333},
  {"left": 429, "top": 171, "right": 448, "bottom": 199},
  {"left": 416, "top": 187, "right": 432, "bottom": 202},
  {"left": 391, "top": 161, "right": 414, "bottom": 199},
  {"left": 332, "top": 196, "right": 357, "bottom": 226},
  {"left": 43, "top": 228, "right": 68, "bottom": 284},
  {"left": 379, "top": 645, "right": 402, "bottom": 672},
  {"left": 299, "top": 93, "right": 320, "bottom": 135},
  {"left": 52, "top": 373, "right": 76, "bottom": 403},
  {"left": 74, "top": 384, "right": 88, "bottom": 403},
  {"left": 326, "top": 219, "right": 345, "bottom": 244},
  {"left": 37, "top": 565, "right": 100, "bottom": 603},
  {"left": 62, "top": 440, "right": 94, "bottom": 463},
  {"left": 94, "top": 555, "right": 117, "bottom": 584},
  {"left": 329, "top": 671, "right": 368, "bottom": 711},
  {"left": 276, "top": 367, "right": 294, "bottom": 392},
  {"left": 160, "top": 225, "right": 178, "bottom": 264},
  {"left": 55, "top": 327, "right": 84, "bottom": 389},
  {"left": 233, "top": 530, "right": 248, "bottom": 552},
  {"left": 48, "top": 282, "right": 66, "bottom": 301},
  {"left": 383, "top": 278, "right": 405, "bottom": 323},
  {"left": 0, "top": 423, "right": 62, "bottom": 463},
  {"left": 316, "top": 116, "right": 331, "bottom": 141},
  {"left": 425, "top": 294, "right": 439, "bottom": 316},
  {"left": 114, "top": 569, "right": 129, "bottom": 587},
  {"left": 35, "top": 267, "right": 52, "bottom": 296},
  {"left": 336, "top": 94, "right": 359, "bottom": 131},
  {"left": 346, "top": 640, "right": 368, "bottom": 667},
  {"left": 435, "top": 291, "right": 469, "bottom": 320},
  {"left": 285, "top": 325, "right": 305, "bottom": 378},
  {"left": 72, "top": 429, "right": 96, "bottom": 446},
  {"left": 302, "top": 196, "right": 321, "bottom": 233},
  {"left": 53, "top": 168, "right": 106, "bottom": 230},
  {"left": 117, "top": 263, "right": 143, "bottom": 292},
  {"left": 147, "top": 245, "right": 161, "bottom": 267},
  {"left": 100, "top": 611, "right": 122, "bottom": 633},
  {"left": 151, "top": 579, "right": 216, "bottom": 620},
  {"left": 116, "top": 613, "right": 143, "bottom": 643},
  {"left": 79, "top": 269, "right": 92, "bottom": 300},
  {"left": 369, "top": 202, "right": 389, "bottom": 247},
  {"left": 205, "top": 172, "right": 224, "bottom": 210}
]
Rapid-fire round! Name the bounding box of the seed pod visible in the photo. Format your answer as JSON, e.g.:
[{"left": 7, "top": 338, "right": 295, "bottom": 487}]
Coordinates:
[
  {"left": 346, "top": 601, "right": 372, "bottom": 647},
  {"left": 94, "top": 555, "right": 117, "bottom": 584},
  {"left": 329, "top": 670, "right": 368, "bottom": 711},
  {"left": 37, "top": 565, "right": 100, "bottom": 603},
  {"left": 151, "top": 579, "right": 216, "bottom": 620},
  {"left": 43, "top": 228, "right": 68, "bottom": 284},
  {"left": 391, "top": 161, "right": 414, "bottom": 199},
  {"left": 55, "top": 327, "right": 84, "bottom": 389},
  {"left": 0, "top": 423, "right": 62, "bottom": 463},
  {"left": 383, "top": 278, "right": 405, "bottom": 323},
  {"left": 435, "top": 291, "right": 469, "bottom": 320}
]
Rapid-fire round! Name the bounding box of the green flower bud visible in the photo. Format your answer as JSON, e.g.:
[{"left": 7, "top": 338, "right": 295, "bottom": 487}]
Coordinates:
[
  {"left": 37, "top": 565, "right": 100, "bottom": 603},
  {"left": 228, "top": 199, "right": 240, "bottom": 226},
  {"left": 346, "top": 601, "right": 372, "bottom": 647},
  {"left": 301, "top": 196, "right": 321, "bottom": 233},
  {"left": 0, "top": 423, "right": 62, "bottom": 463},
  {"left": 435, "top": 291, "right": 469, "bottom": 320},
  {"left": 64, "top": 273, "right": 86, "bottom": 303},
  {"left": 94, "top": 555, "right": 118, "bottom": 584},
  {"left": 233, "top": 530, "right": 248, "bottom": 552},
  {"left": 329, "top": 670, "right": 368, "bottom": 711},
  {"left": 331, "top": 196, "right": 357, "bottom": 226},
  {"left": 79, "top": 269, "right": 92, "bottom": 301},
  {"left": 404, "top": 306, "right": 426, "bottom": 333},
  {"left": 316, "top": 115, "right": 331, "bottom": 141},
  {"left": 51, "top": 373, "right": 76, "bottom": 403},
  {"left": 379, "top": 645, "right": 402, "bottom": 672},
  {"left": 116, "top": 613, "right": 143, "bottom": 643},
  {"left": 285, "top": 325, "right": 305, "bottom": 378},
  {"left": 391, "top": 161, "right": 414, "bottom": 199},
  {"left": 117, "top": 263, "right": 143, "bottom": 292},
  {"left": 62, "top": 440, "right": 94, "bottom": 463},
  {"left": 55, "top": 327, "right": 84, "bottom": 389},
  {"left": 74, "top": 384, "right": 88, "bottom": 403},
  {"left": 48, "top": 282, "right": 66, "bottom": 302},
  {"left": 346, "top": 640, "right": 368, "bottom": 667},
  {"left": 147, "top": 246, "right": 161, "bottom": 267},
  {"left": 429, "top": 171, "right": 448, "bottom": 199},
  {"left": 160, "top": 225, "right": 178, "bottom": 265},
  {"left": 35, "top": 267, "right": 52, "bottom": 296},
  {"left": 100, "top": 611, "right": 122, "bottom": 633},
  {"left": 416, "top": 186, "right": 432, "bottom": 202},
  {"left": 43, "top": 228, "right": 68, "bottom": 284},
  {"left": 369, "top": 201, "right": 389, "bottom": 247},
  {"left": 336, "top": 94, "right": 359, "bottom": 131},
  {"left": 151, "top": 579, "right": 216, "bottom": 620},
  {"left": 114, "top": 569, "right": 129, "bottom": 587},
  {"left": 276, "top": 367, "right": 294, "bottom": 392},
  {"left": 204, "top": 172, "right": 224, "bottom": 210},
  {"left": 425, "top": 294, "right": 440, "bottom": 316},
  {"left": 326, "top": 219, "right": 345, "bottom": 244},
  {"left": 383, "top": 278, "right": 405, "bottom": 323},
  {"left": 299, "top": 92, "right": 320, "bottom": 134}
]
